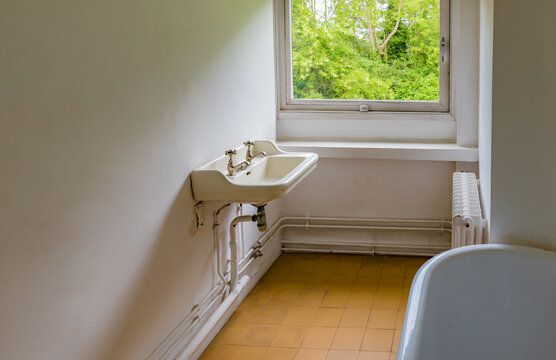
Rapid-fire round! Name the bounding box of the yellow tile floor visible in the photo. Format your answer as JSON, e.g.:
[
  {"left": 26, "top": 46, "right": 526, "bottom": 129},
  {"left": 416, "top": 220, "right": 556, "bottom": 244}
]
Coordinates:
[{"left": 201, "top": 253, "right": 428, "bottom": 360}]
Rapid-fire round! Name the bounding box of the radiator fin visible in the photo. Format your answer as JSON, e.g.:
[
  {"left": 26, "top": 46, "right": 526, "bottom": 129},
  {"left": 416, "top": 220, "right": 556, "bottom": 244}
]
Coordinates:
[{"left": 452, "top": 172, "right": 485, "bottom": 248}]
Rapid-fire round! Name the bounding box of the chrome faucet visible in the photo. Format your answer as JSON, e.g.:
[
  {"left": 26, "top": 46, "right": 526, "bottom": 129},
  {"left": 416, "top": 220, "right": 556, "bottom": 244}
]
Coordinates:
[
  {"left": 225, "top": 149, "right": 249, "bottom": 176},
  {"left": 244, "top": 141, "right": 266, "bottom": 162}
]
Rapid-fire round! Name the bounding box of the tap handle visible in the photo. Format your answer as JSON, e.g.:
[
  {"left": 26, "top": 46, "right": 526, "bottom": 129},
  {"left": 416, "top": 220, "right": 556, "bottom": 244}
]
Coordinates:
[
  {"left": 243, "top": 141, "right": 255, "bottom": 159},
  {"left": 225, "top": 149, "right": 236, "bottom": 156}
]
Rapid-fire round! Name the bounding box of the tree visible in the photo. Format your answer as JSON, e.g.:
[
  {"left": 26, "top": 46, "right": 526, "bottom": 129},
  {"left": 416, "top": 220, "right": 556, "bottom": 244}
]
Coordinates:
[
  {"left": 361, "top": 0, "right": 404, "bottom": 60},
  {"left": 291, "top": 0, "right": 440, "bottom": 101}
]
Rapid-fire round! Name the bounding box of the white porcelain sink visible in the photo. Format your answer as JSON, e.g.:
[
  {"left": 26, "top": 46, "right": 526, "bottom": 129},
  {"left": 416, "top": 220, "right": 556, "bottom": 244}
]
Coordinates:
[{"left": 191, "top": 141, "right": 318, "bottom": 205}]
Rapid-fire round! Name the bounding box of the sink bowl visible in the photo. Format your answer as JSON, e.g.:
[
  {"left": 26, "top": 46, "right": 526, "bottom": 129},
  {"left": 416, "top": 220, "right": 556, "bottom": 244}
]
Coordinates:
[{"left": 191, "top": 141, "right": 318, "bottom": 205}]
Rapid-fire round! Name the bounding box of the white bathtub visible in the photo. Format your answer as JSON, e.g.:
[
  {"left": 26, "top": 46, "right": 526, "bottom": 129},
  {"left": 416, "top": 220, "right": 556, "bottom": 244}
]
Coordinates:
[{"left": 398, "top": 244, "right": 556, "bottom": 360}]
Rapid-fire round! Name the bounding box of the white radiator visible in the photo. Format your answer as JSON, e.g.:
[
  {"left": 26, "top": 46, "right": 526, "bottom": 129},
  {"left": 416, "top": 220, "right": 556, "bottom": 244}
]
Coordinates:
[{"left": 452, "top": 172, "right": 485, "bottom": 248}]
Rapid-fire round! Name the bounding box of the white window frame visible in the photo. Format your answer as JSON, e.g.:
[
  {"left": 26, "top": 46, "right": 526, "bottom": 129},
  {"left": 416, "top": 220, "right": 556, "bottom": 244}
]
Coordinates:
[
  {"left": 276, "top": 0, "right": 451, "bottom": 113},
  {"left": 274, "top": 0, "right": 481, "bottom": 145}
]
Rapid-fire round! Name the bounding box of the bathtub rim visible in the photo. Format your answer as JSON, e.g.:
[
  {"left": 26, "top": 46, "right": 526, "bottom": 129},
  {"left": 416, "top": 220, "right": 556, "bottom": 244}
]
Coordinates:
[{"left": 397, "top": 244, "right": 556, "bottom": 360}]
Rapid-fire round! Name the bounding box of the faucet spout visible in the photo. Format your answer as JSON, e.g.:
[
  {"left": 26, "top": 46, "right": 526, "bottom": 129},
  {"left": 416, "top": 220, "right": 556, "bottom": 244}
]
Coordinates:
[
  {"left": 249, "top": 151, "right": 266, "bottom": 162},
  {"left": 225, "top": 149, "right": 250, "bottom": 176}
]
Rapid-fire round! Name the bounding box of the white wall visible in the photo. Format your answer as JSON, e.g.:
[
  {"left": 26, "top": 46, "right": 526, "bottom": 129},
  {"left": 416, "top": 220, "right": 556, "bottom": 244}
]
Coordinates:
[
  {"left": 478, "top": 0, "right": 493, "bottom": 227},
  {"left": 490, "top": 0, "right": 556, "bottom": 250},
  {"left": 0, "top": 1, "right": 276, "bottom": 359},
  {"left": 283, "top": 159, "right": 454, "bottom": 219},
  {"left": 281, "top": 159, "right": 455, "bottom": 248},
  {"left": 454, "top": 0, "right": 480, "bottom": 148}
]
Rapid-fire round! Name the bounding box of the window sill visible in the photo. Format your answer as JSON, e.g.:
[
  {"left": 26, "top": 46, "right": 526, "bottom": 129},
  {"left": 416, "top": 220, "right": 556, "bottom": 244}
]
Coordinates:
[
  {"left": 277, "top": 141, "right": 478, "bottom": 162},
  {"left": 277, "top": 111, "right": 457, "bottom": 143}
]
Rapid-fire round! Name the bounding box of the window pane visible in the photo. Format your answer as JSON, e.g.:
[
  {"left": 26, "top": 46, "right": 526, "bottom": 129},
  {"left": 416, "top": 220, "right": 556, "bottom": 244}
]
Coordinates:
[{"left": 291, "top": 0, "right": 440, "bottom": 101}]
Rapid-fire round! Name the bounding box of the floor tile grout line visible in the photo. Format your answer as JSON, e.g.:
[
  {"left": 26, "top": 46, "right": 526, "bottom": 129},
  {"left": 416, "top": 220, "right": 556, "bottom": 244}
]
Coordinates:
[{"left": 202, "top": 253, "right": 428, "bottom": 360}]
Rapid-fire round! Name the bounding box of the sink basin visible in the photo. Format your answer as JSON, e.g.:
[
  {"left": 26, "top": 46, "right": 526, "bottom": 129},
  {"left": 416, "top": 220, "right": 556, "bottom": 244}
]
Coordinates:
[{"left": 191, "top": 141, "right": 318, "bottom": 205}]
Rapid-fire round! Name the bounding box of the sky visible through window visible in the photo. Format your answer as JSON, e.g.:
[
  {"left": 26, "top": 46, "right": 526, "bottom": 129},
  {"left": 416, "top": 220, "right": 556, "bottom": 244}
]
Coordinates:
[{"left": 291, "top": 0, "right": 441, "bottom": 101}]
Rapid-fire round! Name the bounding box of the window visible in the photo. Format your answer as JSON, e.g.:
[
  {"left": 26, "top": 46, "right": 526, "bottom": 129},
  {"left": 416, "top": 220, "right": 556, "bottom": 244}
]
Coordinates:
[{"left": 276, "top": 0, "right": 450, "bottom": 113}]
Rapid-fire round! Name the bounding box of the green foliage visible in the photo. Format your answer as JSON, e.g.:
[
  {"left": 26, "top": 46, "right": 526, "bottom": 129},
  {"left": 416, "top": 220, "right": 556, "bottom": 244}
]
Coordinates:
[{"left": 292, "top": 0, "right": 440, "bottom": 101}]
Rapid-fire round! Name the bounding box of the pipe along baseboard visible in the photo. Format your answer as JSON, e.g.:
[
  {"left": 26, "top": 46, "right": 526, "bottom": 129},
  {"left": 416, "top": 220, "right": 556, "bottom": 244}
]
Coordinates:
[{"left": 149, "top": 215, "right": 450, "bottom": 359}]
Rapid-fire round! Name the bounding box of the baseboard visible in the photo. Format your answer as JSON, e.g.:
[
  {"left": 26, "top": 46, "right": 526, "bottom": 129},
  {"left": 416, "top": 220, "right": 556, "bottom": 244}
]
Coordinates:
[{"left": 147, "top": 233, "right": 281, "bottom": 360}]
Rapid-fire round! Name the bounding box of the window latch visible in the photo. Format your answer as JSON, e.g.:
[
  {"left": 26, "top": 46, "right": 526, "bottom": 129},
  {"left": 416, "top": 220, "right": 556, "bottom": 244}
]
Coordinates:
[
  {"left": 441, "top": 37, "right": 447, "bottom": 62},
  {"left": 359, "top": 104, "right": 371, "bottom": 112}
]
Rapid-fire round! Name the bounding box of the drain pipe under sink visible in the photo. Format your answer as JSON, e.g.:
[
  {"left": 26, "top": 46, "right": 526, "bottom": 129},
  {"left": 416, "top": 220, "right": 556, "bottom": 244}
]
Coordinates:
[
  {"left": 178, "top": 207, "right": 268, "bottom": 359},
  {"left": 229, "top": 215, "right": 253, "bottom": 292},
  {"left": 229, "top": 205, "right": 267, "bottom": 292}
]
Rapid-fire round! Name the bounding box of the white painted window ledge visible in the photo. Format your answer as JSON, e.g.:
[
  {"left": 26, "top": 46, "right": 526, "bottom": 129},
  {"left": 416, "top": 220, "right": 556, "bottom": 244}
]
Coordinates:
[{"left": 277, "top": 141, "right": 478, "bottom": 162}]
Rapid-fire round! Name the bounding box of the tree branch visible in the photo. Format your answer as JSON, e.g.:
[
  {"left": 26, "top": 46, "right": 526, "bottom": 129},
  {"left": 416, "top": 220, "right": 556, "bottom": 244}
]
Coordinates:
[
  {"left": 361, "top": 1, "right": 377, "bottom": 51},
  {"left": 379, "top": 0, "right": 403, "bottom": 52}
]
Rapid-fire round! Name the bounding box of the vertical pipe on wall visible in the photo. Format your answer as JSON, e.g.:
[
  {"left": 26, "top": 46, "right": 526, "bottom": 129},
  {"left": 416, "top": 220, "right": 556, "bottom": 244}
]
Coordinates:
[{"left": 229, "top": 215, "right": 254, "bottom": 292}]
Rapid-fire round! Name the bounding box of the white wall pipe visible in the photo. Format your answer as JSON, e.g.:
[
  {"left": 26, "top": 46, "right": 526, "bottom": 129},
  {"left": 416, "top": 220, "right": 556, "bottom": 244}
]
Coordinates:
[
  {"left": 197, "top": 286, "right": 225, "bottom": 324},
  {"left": 282, "top": 247, "right": 444, "bottom": 257},
  {"left": 177, "top": 215, "right": 452, "bottom": 356},
  {"left": 148, "top": 278, "right": 226, "bottom": 360},
  {"left": 177, "top": 275, "right": 250, "bottom": 360},
  {"left": 229, "top": 215, "right": 254, "bottom": 292},
  {"left": 281, "top": 216, "right": 452, "bottom": 226},
  {"left": 213, "top": 203, "right": 232, "bottom": 295},
  {"left": 174, "top": 215, "right": 452, "bottom": 359},
  {"left": 212, "top": 226, "right": 227, "bottom": 294},
  {"left": 279, "top": 223, "right": 451, "bottom": 232},
  {"left": 281, "top": 240, "right": 449, "bottom": 250},
  {"left": 172, "top": 211, "right": 271, "bottom": 359},
  {"left": 177, "top": 212, "right": 281, "bottom": 359},
  {"left": 237, "top": 216, "right": 451, "bottom": 269},
  {"left": 239, "top": 257, "right": 255, "bottom": 275},
  {"left": 238, "top": 224, "right": 280, "bottom": 275},
  {"left": 198, "top": 282, "right": 223, "bottom": 310},
  {"left": 179, "top": 282, "right": 223, "bottom": 341},
  {"left": 237, "top": 216, "right": 289, "bottom": 268}
]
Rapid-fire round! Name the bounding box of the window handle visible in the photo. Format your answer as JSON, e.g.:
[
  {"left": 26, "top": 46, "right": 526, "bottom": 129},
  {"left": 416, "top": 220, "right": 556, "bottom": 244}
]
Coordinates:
[{"left": 441, "top": 37, "right": 447, "bottom": 62}]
